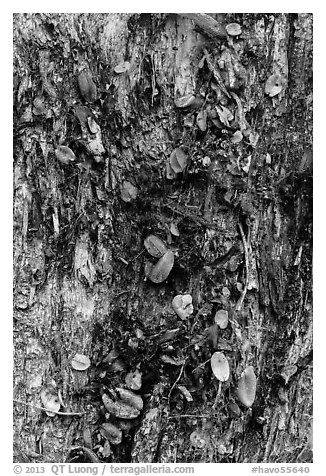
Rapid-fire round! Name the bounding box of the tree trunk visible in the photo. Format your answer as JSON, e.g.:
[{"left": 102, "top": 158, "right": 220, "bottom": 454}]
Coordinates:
[{"left": 13, "top": 13, "right": 312, "bottom": 463}]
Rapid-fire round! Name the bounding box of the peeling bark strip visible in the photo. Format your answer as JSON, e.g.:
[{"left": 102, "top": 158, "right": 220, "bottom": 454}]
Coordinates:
[{"left": 13, "top": 13, "right": 312, "bottom": 463}]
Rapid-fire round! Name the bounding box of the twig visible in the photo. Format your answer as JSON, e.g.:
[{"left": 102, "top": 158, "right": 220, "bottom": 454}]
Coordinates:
[
  {"left": 13, "top": 399, "right": 84, "bottom": 416},
  {"left": 192, "top": 357, "right": 210, "bottom": 373},
  {"left": 168, "top": 362, "right": 186, "bottom": 402},
  {"left": 168, "top": 414, "right": 219, "bottom": 419},
  {"left": 236, "top": 223, "right": 250, "bottom": 311}
]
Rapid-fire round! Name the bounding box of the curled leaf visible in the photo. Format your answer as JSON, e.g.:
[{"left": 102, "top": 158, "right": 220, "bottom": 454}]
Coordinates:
[
  {"left": 101, "top": 423, "right": 122, "bottom": 445},
  {"left": 170, "top": 222, "right": 180, "bottom": 237},
  {"left": 196, "top": 110, "right": 208, "bottom": 131},
  {"left": 116, "top": 388, "right": 143, "bottom": 411},
  {"left": 175, "top": 94, "right": 197, "bottom": 108},
  {"left": 55, "top": 146, "right": 76, "bottom": 165},
  {"left": 144, "top": 235, "right": 168, "bottom": 258},
  {"left": 172, "top": 294, "right": 194, "bottom": 320},
  {"left": 87, "top": 116, "right": 100, "bottom": 134},
  {"left": 226, "top": 23, "right": 242, "bottom": 36},
  {"left": 214, "top": 309, "right": 228, "bottom": 329},
  {"left": 265, "top": 74, "right": 284, "bottom": 97},
  {"left": 236, "top": 366, "right": 257, "bottom": 407},
  {"left": 40, "top": 386, "right": 60, "bottom": 417},
  {"left": 71, "top": 353, "right": 91, "bottom": 371},
  {"left": 148, "top": 250, "right": 174, "bottom": 283},
  {"left": 216, "top": 105, "right": 233, "bottom": 126},
  {"left": 121, "top": 181, "right": 138, "bottom": 202},
  {"left": 102, "top": 394, "right": 140, "bottom": 419},
  {"left": 211, "top": 351, "right": 230, "bottom": 382},
  {"left": 169, "top": 148, "right": 188, "bottom": 173},
  {"left": 114, "top": 61, "right": 130, "bottom": 74}
]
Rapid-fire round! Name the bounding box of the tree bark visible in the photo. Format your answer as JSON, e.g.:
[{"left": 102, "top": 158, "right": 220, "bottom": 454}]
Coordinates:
[{"left": 13, "top": 13, "right": 312, "bottom": 463}]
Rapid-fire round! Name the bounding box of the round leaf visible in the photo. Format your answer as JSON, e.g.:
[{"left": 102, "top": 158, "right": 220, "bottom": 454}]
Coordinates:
[
  {"left": 236, "top": 366, "right": 257, "bottom": 407},
  {"left": 114, "top": 61, "right": 130, "bottom": 74},
  {"left": 71, "top": 353, "right": 91, "bottom": 371},
  {"left": 121, "top": 181, "right": 138, "bottom": 202},
  {"left": 214, "top": 309, "right": 229, "bottom": 329},
  {"left": 226, "top": 23, "right": 242, "bottom": 36},
  {"left": 148, "top": 250, "right": 174, "bottom": 283},
  {"left": 211, "top": 351, "right": 230, "bottom": 382},
  {"left": 172, "top": 294, "right": 194, "bottom": 320},
  {"left": 144, "top": 235, "right": 168, "bottom": 258},
  {"left": 265, "top": 74, "right": 283, "bottom": 97}
]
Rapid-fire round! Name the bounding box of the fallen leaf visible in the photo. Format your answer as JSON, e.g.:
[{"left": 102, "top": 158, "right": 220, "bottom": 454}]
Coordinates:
[
  {"left": 170, "top": 222, "right": 180, "bottom": 237},
  {"left": 121, "top": 181, "right": 138, "bottom": 202},
  {"left": 144, "top": 235, "right": 168, "bottom": 258},
  {"left": 216, "top": 105, "right": 233, "bottom": 127},
  {"left": 196, "top": 110, "right": 207, "bottom": 131},
  {"left": 102, "top": 394, "right": 140, "bottom": 419},
  {"left": 211, "top": 351, "right": 230, "bottom": 382},
  {"left": 78, "top": 70, "right": 97, "bottom": 103},
  {"left": 40, "top": 386, "right": 60, "bottom": 417},
  {"left": 190, "top": 430, "right": 207, "bottom": 449},
  {"left": 178, "top": 385, "right": 193, "bottom": 402},
  {"left": 226, "top": 23, "right": 242, "bottom": 36},
  {"left": 101, "top": 423, "right": 122, "bottom": 445},
  {"left": 232, "top": 130, "right": 243, "bottom": 144},
  {"left": 160, "top": 354, "right": 184, "bottom": 365},
  {"left": 265, "top": 73, "right": 284, "bottom": 97},
  {"left": 55, "top": 146, "right": 76, "bottom": 165},
  {"left": 166, "top": 160, "right": 178, "bottom": 180},
  {"left": 116, "top": 388, "right": 143, "bottom": 411},
  {"left": 172, "top": 294, "right": 194, "bottom": 320},
  {"left": 148, "top": 250, "right": 174, "bottom": 283},
  {"left": 71, "top": 353, "right": 91, "bottom": 371},
  {"left": 169, "top": 148, "right": 188, "bottom": 173},
  {"left": 175, "top": 94, "right": 197, "bottom": 108},
  {"left": 87, "top": 116, "right": 100, "bottom": 134},
  {"left": 114, "top": 61, "right": 130, "bottom": 74},
  {"left": 214, "top": 309, "right": 229, "bottom": 329},
  {"left": 236, "top": 366, "right": 257, "bottom": 407},
  {"left": 125, "top": 369, "right": 142, "bottom": 390}
]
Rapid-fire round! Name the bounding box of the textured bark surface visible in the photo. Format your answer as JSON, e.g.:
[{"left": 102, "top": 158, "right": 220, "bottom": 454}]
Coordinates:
[{"left": 13, "top": 13, "right": 312, "bottom": 463}]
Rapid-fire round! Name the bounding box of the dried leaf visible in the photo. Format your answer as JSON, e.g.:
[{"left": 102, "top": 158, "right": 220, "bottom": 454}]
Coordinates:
[
  {"left": 55, "top": 146, "right": 76, "bottom": 165},
  {"left": 211, "top": 351, "right": 230, "bottom": 382},
  {"left": 148, "top": 250, "right": 174, "bottom": 283},
  {"left": 144, "top": 235, "right": 168, "bottom": 258},
  {"left": 196, "top": 110, "right": 207, "bottom": 131},
  {"left": 175, "top": 94, "right": 197, "bottom": 108},
  {"left": 190, "top": 431, "right": 207, "bottom": 449},
  {"left": 78, "top": 70, "right": 97, "bottom": 103},
  {"left": 216, "top": 105, "right": 233, "bottom": 126},
  {"left": 242, "top": 155, "right": 251, "bottom": 174},
  {"left": 87, "top": 116, "right": 100, "bottom": 134},
  {"left": 172, "top": 294, "right": 194, "bottom": 320},
  {"left": 121, "top": 181, "right": 138, "bottom": 202},
  {"left": 160, "top": 354, "right": 184, "bottom": 366},
  {"left": 169, "top": 148, "right": 188, "bottom": 173},
  {"left": 170, "top": 222, "right": 180, "bottom": 237},
  {"left": 101, "top": 423, "right": 122, "bottom": 445},
  {"left": 166, "top": 160, "right": 177, "bottom": 180},
  {"left": 226, "top": 23, "right": 242, "bottom": 36},
  {"left": 125, "top": 369, "right": 142, "bottom": 390},
  {"left": 71, "top": 353, "right": 91, "bottom": 371},
  {"left": 114, "top": 61, "right": 130, "bottom": 74},
  {"left": 116, "top": 388, "right": 143, "bottom": 410},
  {"left": 265, "top": 74, "right": 283, "bottom": 97},
  {"left": 178, "top": 385, "right": 193, "bottom": 402},
  {"left": 236, "top": 366, "right": 257, "bottom": 407},
  {"left": 102, "top": 394, "right": 140, "bottom": 419},
  {"left": 214, "top": 309, "right": 229, "bottom": 329},
  {"left": 228, "top": 401, "right": 241, "bottom": 417},
  {"left": 40, "top": 386, "right": 60, "bottom": 417},
  {"left": 232, "top": 130, "right": 243, "bottom": 144}
]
